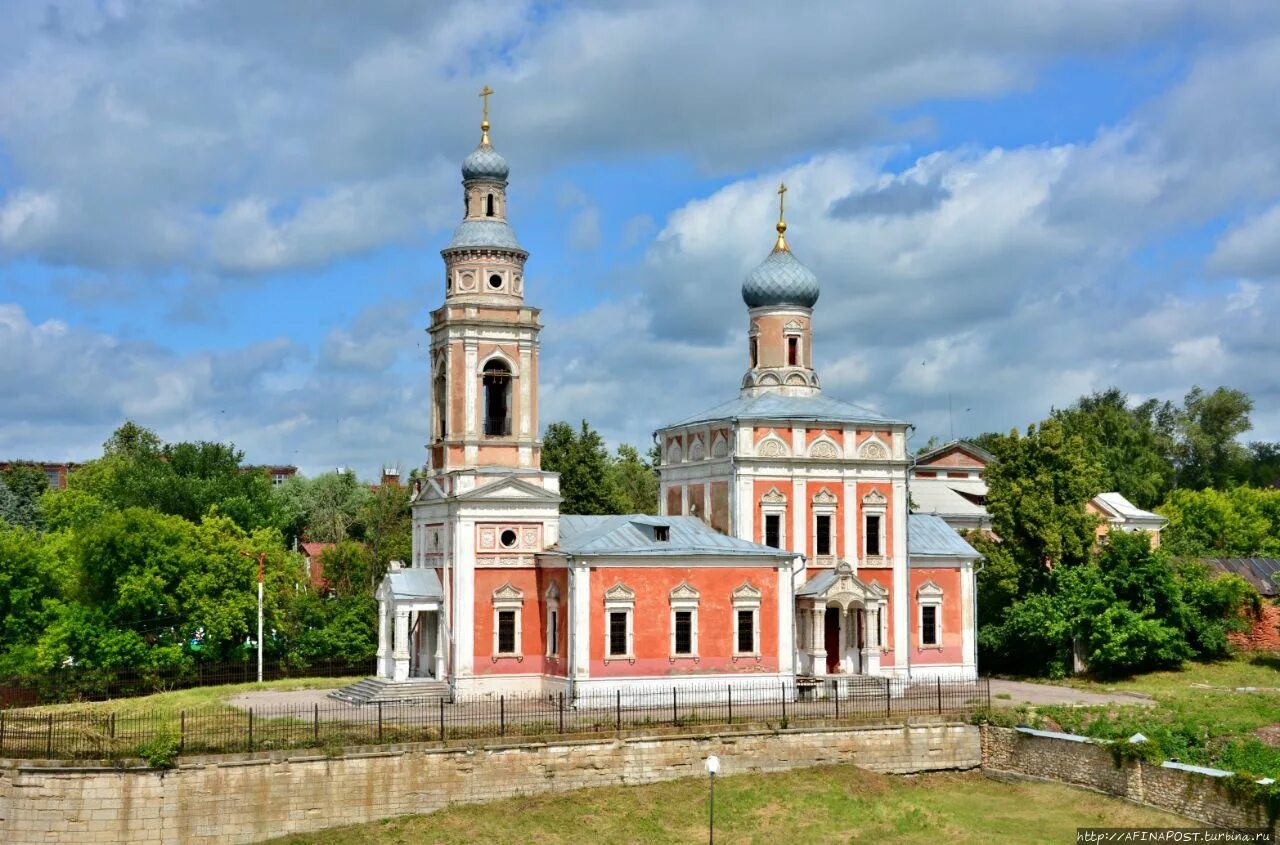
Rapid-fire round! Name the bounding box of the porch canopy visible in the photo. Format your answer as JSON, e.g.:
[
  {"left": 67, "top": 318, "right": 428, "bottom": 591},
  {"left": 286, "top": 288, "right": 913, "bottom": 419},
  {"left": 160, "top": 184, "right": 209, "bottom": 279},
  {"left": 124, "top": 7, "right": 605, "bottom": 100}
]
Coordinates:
[
  {"left": 796, "top": 560, "right": 886, "bottom": 676},
  {"left": 376, "top": 565, "right": 444, "bottom": 682}
]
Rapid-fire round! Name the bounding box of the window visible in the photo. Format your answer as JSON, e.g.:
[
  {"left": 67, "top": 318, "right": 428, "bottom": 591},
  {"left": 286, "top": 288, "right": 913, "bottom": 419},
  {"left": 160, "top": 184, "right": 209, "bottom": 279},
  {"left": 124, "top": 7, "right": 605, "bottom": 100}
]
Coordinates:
[
  {"left": 433, "top": 374, "right": 448, "bottom": 439},
  {"left": 654, "top": 525, "right": 669, "bottom": 542},
  {"left": 465, "top": 195, "right": 470, "bottom": 216},
  {"left": 865, "top": 514, "right": 882, "bottom": 556},
  {"left": 482, "top": 360, "right": 512, "bottom": 436},
  {"left": 921, "top": 605, "right": 938, "bottom": 646},
  {"left": 674, "top": 611, "right": 693, "bottom": 655},
  {"left": 488, "top": 273, "right": 503, "bottom": 289},
  {"left": 500, "top": 528, "right": 518, "bottom": 548},
  {"left": 764, "top": 513, "right": 781, "bottom": 548},
  {"left": 548, "top": 609, "right": 558, "bottom": 655},
  {"left": 486, "top": 193, "right": 495, "bottom": 216},
  {"left": 497, "top": 610, "right": 517, "bottom": 654},
  {"left": 815, "top": 514, "right": 831, "bottom": 556},
  {"left": 608, "top": 611, "right": 628, "bottom": 656},
  {"left": 787, "top": 336, "right": 799, "bottom": 366},
  {"left": 736, "top": 610, "right": 754, "bottom": 653},
  {"left": 749, "top": 336, "right": 758, "bottom": 368}
]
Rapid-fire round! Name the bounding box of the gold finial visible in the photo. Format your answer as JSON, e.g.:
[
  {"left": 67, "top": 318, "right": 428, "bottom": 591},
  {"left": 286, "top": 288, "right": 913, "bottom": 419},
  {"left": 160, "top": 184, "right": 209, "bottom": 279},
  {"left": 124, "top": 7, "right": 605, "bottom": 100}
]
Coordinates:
[
  {"left": 773, "top": 181, "right": 789, "bottom": 253},
  {"left": 479, "top": 85, "right": 494, "bottom": 144}
]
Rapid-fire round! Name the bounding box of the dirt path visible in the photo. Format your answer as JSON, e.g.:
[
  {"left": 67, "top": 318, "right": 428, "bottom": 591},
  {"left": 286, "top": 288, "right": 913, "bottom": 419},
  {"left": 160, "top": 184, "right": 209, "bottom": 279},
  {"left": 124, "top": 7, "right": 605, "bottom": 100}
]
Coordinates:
[{"left": 988, "top": 678, "right": 1151, "bottom": 707}]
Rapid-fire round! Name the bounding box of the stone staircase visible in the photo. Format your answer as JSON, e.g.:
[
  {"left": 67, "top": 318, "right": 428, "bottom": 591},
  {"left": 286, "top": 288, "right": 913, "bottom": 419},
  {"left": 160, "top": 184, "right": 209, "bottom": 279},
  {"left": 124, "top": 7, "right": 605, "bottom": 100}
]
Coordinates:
[{"left": 328, "top": 677, "right": 452, "bottom": 705}]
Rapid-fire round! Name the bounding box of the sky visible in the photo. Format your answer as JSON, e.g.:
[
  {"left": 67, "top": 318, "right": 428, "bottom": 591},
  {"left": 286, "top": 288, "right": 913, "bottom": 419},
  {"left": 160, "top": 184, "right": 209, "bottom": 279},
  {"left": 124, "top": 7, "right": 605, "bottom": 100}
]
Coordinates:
[{"left": 3, "top": 1, "right": 1280, "bottom": 479}]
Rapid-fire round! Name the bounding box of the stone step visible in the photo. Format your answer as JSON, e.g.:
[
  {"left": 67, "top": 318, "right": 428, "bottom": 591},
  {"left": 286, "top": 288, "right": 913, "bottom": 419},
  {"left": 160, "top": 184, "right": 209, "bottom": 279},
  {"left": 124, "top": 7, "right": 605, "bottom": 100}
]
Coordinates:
[{"left": 329, "top": 677, "right": 452, "bottom": 706}]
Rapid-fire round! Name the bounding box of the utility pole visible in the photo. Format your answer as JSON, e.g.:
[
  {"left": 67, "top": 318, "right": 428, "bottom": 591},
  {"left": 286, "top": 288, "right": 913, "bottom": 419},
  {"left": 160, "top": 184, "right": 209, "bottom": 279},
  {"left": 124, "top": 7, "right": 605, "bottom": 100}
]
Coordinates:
[{"left": 239, "top": 551, "right": 268, "bottom": 683}]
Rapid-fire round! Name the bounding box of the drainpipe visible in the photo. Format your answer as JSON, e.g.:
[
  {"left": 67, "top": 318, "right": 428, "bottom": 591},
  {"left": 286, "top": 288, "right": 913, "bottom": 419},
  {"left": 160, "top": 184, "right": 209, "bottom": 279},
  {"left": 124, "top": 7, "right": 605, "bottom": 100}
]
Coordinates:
[
  {"left": 972, "top": 556, "right": 985, "bottom": 678},
  {"left": 903, "top": 424, "right": 917, "bottom": 680}
]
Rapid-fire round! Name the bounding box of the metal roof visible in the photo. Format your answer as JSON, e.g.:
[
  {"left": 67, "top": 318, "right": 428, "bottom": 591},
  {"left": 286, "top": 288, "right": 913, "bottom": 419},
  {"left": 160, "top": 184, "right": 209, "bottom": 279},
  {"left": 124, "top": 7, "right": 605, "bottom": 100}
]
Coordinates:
[
  {"left": 910, "top": 482, "right": 988, "bottom": 518},
  {"left": 1092, "top": 492, "right": 1166, "bottom": 524},
  {"left": 462, "top": 142, "right": 510, "bottom": 182},
  {"left": 795, "top": 569, "right": 838, "bottom": 597},
  {"left": 908, "top": 513, "right": 981, "bottom": 558},
  {"left": 1200, "top": 558, "right": 1280, "bottom": 596},
  {"left": 556, "top": 515, "right": 794, "bottom": 559},
  {"left": 444, "top": 219, "right": 524, "bottom": 252},
  {"left": 664, "top": 391, "right": 905, "bottom": 429},
  {"left": 742, "top": 248, "right": 820, "bottom": 308},
  {"left": 387, "top": 567, "right": 443, "bottom": 601}
]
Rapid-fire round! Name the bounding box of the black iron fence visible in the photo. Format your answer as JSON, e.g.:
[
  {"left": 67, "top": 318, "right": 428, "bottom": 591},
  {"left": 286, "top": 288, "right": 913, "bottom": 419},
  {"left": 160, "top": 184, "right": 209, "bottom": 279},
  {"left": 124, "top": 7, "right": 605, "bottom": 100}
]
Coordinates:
[
  {"left": 0, "top": 657, "right": 376, "bottom": 708},
  {"left": 0, "top": 676, "right": 988, "bottom": 760}
]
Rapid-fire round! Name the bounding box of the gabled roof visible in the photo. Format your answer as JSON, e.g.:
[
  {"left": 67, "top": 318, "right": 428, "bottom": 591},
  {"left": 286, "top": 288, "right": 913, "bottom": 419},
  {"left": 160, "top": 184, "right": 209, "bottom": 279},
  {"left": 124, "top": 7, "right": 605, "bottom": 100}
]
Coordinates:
[
  {"left": 384, "top": 568, "right": 443, "bottom": 601},
  {"left": 1199, "top": 558, "right": 1280, "bottom": 596},
  {"left": 555, "top": 515, "right": 794, "bottom": 559},
  {"left": 914, "top": 439, "right": 995, "bottom": 467},
  {"left": 452, "top": 474, "right": 561, "bottom": 504},
  {"left": 910, "top": 483, "right": 988, "bottom": 518},
  {"left": 908, "top": 513, "right": 981, "bottom": 558},
  {"left": 663, "top": 392, "right": 905, "bottom": 430},
  {"left": 1091, "top": 492, "right": 1166, "bottom": 525}
]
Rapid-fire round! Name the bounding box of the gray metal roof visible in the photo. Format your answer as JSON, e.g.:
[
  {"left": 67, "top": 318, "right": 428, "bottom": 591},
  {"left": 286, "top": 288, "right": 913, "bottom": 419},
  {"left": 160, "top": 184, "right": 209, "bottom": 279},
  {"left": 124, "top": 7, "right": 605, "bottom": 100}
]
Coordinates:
[
  {"left": 462, "top": 142, "right": 509, "bottom": 182},
  {"left": 1093, "top": 492, "right": 1166, "bottom": 524},
  {"left": 556, "top": 515, "right": 793, "bottom": 559},
  {"left": 387, "top": 567, "right": 443, "bottom": 601},
  {"left": 795, "top": 569, "right": 838, "bottom": 597},
  {"left": 1200, "top": 558, "right": 1280, "bottom": 596},
  {"left": 444, "top": 219, "right": 524, "bottom": 252},
  {"left": 742, "top": 248, "right": 820, "bottom": 308},
  {"left": 665, "top": 391, "right": 905, "bottom": 429},
  {"left": 908, "top": 514, "right": 980, "bottom": 558}
]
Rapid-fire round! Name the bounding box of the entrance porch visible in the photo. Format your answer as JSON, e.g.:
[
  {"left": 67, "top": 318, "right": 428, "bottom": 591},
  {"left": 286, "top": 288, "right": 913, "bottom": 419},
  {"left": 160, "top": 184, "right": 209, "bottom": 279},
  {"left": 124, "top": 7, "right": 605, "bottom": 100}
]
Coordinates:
[
  {"left": 795, "top": 560, "right": 886, "bottom": 679},
  {"left": 374, "top": 565, "right": 445, "bottom": 683}
]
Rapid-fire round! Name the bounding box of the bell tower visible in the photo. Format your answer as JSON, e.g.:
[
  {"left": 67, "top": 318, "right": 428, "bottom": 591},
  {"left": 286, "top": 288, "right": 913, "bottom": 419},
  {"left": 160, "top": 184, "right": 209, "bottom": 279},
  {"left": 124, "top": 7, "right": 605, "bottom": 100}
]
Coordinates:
[
  {"left": 427, "top": 87, "right": 543, "bottom": 474},
  {"left": 740, "top": 183, "right": 822, "bottom": 398}
]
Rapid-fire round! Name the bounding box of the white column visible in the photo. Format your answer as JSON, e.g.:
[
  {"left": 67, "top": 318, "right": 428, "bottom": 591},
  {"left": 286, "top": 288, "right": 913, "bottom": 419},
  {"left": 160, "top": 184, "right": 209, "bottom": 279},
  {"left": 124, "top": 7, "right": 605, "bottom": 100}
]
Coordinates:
[
  {"left": 735, "top": 473, "right": 754, "bottom": 542},
  {"left": 454, "top": 517, "right": 476, "bottom": 678},
  {"left": 893, "top": 476, "right": 910, "bottom": 676},
  {"left": 960, "top": 560, "right": 976, "bottom": 676},
  {"left": 570, "top": 563, "right": 591, "bottom": 680},
  {"left": 843, "top": 481, "right": 858, "bottom": 572},
  {"left": 376, "top": 598, "right": 390, "bottom": 678},
  {"left": 519, "top": 345, "right": 532, "bottom": 436},
  {"left": 435, "top": 609, "right": 447, "bottom": 680},
  {"left": 810, "top": 606, "right": 827, "bottom": 677},
  {"left": 776, "top": 565, "right": 794, "bottom": 675},
  {"left": 393, "top": 610, "right": 411, "bottom": 682},
  {"left": 791, "top": 476, "right": 805, "bottom": 555}
]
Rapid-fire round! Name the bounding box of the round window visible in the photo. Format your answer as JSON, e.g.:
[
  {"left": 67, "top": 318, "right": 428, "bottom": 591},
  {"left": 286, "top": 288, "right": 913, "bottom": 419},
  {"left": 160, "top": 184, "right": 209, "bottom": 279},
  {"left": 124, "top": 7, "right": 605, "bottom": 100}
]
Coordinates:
[
  {"left": 500, "top": 529, "right": 518, "bottom": 548},
  {"left": 488, "top": 273, "right": 503, "bottom": 289}
]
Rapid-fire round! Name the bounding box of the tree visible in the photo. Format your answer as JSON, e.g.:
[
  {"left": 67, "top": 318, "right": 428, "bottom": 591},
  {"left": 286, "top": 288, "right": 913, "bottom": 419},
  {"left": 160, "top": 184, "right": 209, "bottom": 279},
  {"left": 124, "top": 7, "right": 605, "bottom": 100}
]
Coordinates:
[
  {"left": 611, "top": 444, "right": 658, "bottom": 515},
  {"left": 541, "top": 421, "right": 628, "bottom": 515},
  {"left": 982, "top": 419, "right": 1104, "bottom": 592},
  {"left": 1051, "top": 389, "right": 1176, "bottom": 509},
  {"left": 0, "top": 524, "right": 58, "bottom": 672},
  {"left": 270, "top": 471, "right": 372, "bottom": 544},
  {"left": 0, "top": 463, "right": 50, "bottom": 529},
  {"left": 1158, "top": 486, "right": 1280, "bottom": 558},
  {"left": 356, "top": 482, "right": 411, "bottom": 582},
  {"left": 1176, "top": 386, "right": 1253, "bottom": 490},
  {"left": 317, "top": 541, "right": 374, "bottom": 598},
  {"left": 1244, "top": 442, "right": 1280, "bottom": 489}
]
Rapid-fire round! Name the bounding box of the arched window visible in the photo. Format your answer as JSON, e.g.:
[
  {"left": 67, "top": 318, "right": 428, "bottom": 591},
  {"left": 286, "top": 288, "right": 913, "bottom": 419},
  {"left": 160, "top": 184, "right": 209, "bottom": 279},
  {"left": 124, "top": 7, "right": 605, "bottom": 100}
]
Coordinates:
[
  {"left": 482, "top": 360, "right": 512, "bottom": 436},
  {"left": 749, "top": 336, "right": 758, "bottom": 368},
  {"left": 433, "top": 374, "right": 448, "bottom": 439},
  {"left": 787, "top": 336, "right": 799, "bottom": 366},
  {"left": 465, "top": 195, "right": 470, "bottom": 216},
  {"left": 486, "top": 194, "right": 495, "bottom": 217}
]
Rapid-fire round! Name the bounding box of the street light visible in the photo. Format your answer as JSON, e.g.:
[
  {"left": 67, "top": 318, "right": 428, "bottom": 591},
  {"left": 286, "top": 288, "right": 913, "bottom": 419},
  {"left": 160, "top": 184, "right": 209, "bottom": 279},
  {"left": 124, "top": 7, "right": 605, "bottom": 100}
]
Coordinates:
[
  {"left": 704, "top": 754, "right": 721, "bottom": 844},
  {"left": 239, "top": 551, "right": 267, "bottom": 683}
]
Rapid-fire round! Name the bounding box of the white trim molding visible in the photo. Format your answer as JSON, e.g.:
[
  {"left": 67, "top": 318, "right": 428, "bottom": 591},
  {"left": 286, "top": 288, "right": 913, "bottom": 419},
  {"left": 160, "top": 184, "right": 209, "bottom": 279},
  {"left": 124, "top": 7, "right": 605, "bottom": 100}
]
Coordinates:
[
  {"left": 545, "top": 581, "right": 560, "bottom": 658},
  {"left": 916, "top": 579, "right": 943, "bottom": 649},
  {"left": 731, "top": 581, "right": 763, "bottom": 659},
  {"left": 491, "top": 582, "right": 524, "bottom": 660},
  {"left": 668, "top": 581, "right": 701, "bottom": 661},
  {"left": 603, "top": 582, "right": 636, "bottom": 663}
]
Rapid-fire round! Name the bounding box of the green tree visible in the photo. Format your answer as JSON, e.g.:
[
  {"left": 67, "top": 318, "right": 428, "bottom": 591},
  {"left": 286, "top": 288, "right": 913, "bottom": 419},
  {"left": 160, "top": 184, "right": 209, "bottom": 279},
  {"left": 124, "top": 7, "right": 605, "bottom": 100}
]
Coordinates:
[
  {"left": 0, "top": 524, "right": 58, "bottom": 672},
  {"left": 1176, "top": 386, "right": 1253, "bottom": 490},
  {"left": 1244, "top": 442, "right": 1280, "bottom": 489},
  {"left": 299, "top": 471, "right": 373, "bottom": 543},
  {"left": 317, "top": 541, "right": 374, "bottom": 598},
  {"left": 1158, "top": 486, "right": 1280, "bottom": 558},
  {"left": 1051, "top": 389, "right": 1176, "bottom": 509},
  {"left": 541, "top": 421, "right": 628, "bottom": 515},
  {"left": 611, "top": 444, "right": 658, "bottom": 515},
  {"left": 355, "top": 482, "right": 411, "bottom": 582},
  {"left": 982, "top": 419, "right": 1104, "bottom": 592},
  {"left": 0, "top": 463, "right": 50, "bottom": 529}
]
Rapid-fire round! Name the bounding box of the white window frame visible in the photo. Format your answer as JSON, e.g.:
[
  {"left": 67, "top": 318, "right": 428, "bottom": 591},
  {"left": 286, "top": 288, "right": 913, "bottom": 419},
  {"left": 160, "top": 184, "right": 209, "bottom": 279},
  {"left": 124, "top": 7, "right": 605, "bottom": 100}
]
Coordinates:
[
  {"left": 862, "top": 494, "right": 887, "bottom": 560},
  {"left": 784, "top": 328, "right": 803, "bottom": 367},
  {"left": 731, "top": 581, "right": 763, "bottom": 659},
  {"left": 545, "top": 582, "right": 560, "bottom": 658},
  {"left": 760, "top": 487, "right": 787, "bottom": 550},
  {"left": 603, "top": 583, "right": 635, "bottom": 663},
  {"left": 811, "top": 489, "right": 837, "bottom": 560},
  {"left": 492, "top": 583, "right": 524, "bottom": 660},
  {"left": 917, "top": 580, "right": 943, "bottom": 650},
  {"left": 669, "top": 582, "right": 700, "bottom": 661}
]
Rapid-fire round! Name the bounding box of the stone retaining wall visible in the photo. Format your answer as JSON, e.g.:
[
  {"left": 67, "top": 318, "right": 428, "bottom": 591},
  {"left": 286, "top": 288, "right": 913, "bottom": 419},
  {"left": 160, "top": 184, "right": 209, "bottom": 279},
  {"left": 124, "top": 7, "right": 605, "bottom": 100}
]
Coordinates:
[
  {"left": 981, "top": 725, "right": 1277, "bottom": 833},
  {"left": 0, "top": 722, "right": 979, "bottom": 844}
]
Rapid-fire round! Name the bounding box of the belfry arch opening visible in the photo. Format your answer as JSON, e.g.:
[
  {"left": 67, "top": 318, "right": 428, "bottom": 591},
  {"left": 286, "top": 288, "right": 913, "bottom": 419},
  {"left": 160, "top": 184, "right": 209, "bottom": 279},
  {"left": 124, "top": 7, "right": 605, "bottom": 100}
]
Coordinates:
[
  {"left": 482, "top": 360, "right": 512, "bottom": 436},
  {"left": 486, "top": 193, "right": 495, "bottom": 217},
  {"left": 433, "top": 374, "right": 448, "bottom": 439}
]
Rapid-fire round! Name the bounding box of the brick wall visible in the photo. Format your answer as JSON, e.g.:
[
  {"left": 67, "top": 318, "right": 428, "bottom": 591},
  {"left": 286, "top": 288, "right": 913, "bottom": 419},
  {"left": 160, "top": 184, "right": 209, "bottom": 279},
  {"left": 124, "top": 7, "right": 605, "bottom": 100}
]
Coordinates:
[
  {"left": 0, "top": 723, "right": 979, "bottom": 845},
  {"left": 981, "top": 726, "right": 1276, "bottom": 833},
  {"left": 1229, "top": 601, "right": 1280, "bottom": 651}
]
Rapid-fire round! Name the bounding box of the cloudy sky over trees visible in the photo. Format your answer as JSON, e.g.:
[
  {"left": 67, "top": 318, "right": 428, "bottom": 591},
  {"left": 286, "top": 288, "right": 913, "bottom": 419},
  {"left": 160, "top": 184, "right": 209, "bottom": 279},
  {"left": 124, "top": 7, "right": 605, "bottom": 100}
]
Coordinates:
[{"left": 3, "top": 1, "right": 1279, "bottom": 476}]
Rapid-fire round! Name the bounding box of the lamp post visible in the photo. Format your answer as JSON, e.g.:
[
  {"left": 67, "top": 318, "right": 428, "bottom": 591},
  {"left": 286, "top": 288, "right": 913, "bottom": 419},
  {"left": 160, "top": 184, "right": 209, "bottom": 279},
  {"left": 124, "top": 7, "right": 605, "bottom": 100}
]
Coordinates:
[
  {"left": 704, "top": 754, "right": 720, "bottom": 844},
  {"left": 239, "top": 551, "right": 267, "bottom": 683}
]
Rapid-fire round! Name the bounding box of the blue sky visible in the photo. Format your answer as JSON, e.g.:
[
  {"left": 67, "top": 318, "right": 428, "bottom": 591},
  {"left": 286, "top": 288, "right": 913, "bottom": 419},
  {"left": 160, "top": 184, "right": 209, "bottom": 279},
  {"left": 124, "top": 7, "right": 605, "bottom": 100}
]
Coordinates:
[{"left": 2, "top": 2, "right": 1280, "bottom": 477}]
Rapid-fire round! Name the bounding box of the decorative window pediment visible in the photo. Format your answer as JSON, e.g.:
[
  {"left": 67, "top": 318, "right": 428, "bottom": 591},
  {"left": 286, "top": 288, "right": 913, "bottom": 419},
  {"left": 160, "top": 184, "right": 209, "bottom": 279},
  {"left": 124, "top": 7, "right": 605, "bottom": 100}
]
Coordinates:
[
  {"left": 868, "top": 579, "right": 889, "bottom": 598},
  {"left": 862, "top": 488, "right": 888, "bottom": 506},
  {"left": 545, "top": 581, "right": 560, "bottom": 602},
  {"left": 811, "top": 488, "right": 838, "bottom": 507},
  {"left": 784, "top": 320, "right": 803, "bottom": 331},
  {"left": 492, "top": 583, "right": 524, "bottom": 605},
  {"left": 760, "top": 486, "right": 788, "bottom": 506},
  {"left": 669, "top": 581, "right": 701, "bottom": 603},
  {"left": 666, "top": 440, "right": 683, "bottom": 464},
  {"left": 731, "top": 581, "right": 762, "bottom": 606},
  {"left": 808, "top": 438, "right": 840, "bottom": 459},
  {"left": 688, "top": 438, "right": 706, "bottom": 462},
  {"left": 711, "top": 434, "right": 729, "bottom": 459},
  {"left": 604, "top": 582, "right": 636, "bottom": 605},
  {"left": 916, "top": 580, "right": 944, "bottom": 599}
]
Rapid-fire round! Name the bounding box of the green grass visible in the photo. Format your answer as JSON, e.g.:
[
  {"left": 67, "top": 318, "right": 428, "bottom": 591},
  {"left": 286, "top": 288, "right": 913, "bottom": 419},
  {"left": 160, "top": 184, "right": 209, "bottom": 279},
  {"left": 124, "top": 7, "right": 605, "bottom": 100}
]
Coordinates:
[
  {"left": 1006, "top": 652, "right": 1280, "bottom": 777},
  {"left": 262, "top": 766, "right": 1186, "bottom": 845},
  {"left": 18, "top": 676, "right": 363, "bottom": 717}
]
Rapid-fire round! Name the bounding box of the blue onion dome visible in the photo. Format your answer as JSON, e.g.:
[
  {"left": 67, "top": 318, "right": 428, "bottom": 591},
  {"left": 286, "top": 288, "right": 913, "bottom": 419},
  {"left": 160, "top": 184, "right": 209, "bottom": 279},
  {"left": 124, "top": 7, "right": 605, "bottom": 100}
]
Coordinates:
[
  {"left": 741, "top": 229, "right": 820, "bottom": 308},
  {"left": 462, "top": 141, "right": 509, "bottom": 182}
]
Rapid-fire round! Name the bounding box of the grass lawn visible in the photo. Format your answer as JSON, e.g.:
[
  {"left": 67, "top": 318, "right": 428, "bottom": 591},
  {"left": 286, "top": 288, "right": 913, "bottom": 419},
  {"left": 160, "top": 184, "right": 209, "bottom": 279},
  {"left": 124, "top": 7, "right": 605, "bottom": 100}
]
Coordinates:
[
  {"left": 17, "top": 676, "right": 363, "bottom": 717},
  {"left": 262, "top": 766, "right": 1186, "bottom": 845},
  {"left": 1001, "top": 652, "right": 1280, "bottom": 776}
]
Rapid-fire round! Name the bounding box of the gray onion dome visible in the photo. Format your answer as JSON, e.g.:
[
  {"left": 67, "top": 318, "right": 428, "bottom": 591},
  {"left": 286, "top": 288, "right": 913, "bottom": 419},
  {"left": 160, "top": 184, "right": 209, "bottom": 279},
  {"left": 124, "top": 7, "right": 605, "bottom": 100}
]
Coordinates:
[
  {"left": 462, "top": 142, "right": 509, "bottom": 182},
  {"left": 742, "top": 248, "right": 820, "bottom": 308}
]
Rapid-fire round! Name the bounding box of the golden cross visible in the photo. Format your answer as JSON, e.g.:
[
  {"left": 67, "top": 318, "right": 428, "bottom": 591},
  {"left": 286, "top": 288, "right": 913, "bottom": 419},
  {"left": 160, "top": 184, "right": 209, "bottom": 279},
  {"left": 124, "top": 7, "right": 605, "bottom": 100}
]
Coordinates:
[
  {"left": 479, "top": 85, "right": 494, "bottom": 123},
  {"left": 777, "top": 182, "right": 787, "bottom": 223}
]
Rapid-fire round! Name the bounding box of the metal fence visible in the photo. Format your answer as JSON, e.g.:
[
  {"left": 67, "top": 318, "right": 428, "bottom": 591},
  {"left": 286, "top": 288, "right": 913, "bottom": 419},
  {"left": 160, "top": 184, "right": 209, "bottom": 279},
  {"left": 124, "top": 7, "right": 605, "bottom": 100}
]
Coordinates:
[
  {"left": 0, "top": 676, "right": 989, "bottom": 760},
  {"left": 0, "top": 657, "right": 376, "bottom": 708}
]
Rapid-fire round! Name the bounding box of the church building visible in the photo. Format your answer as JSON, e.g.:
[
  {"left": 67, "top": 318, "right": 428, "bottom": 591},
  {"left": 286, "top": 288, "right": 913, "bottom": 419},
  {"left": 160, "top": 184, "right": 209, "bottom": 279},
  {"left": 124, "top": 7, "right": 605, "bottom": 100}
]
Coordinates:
[{"left": 364, "top": 92, "right": 979, "bottom": 703}]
